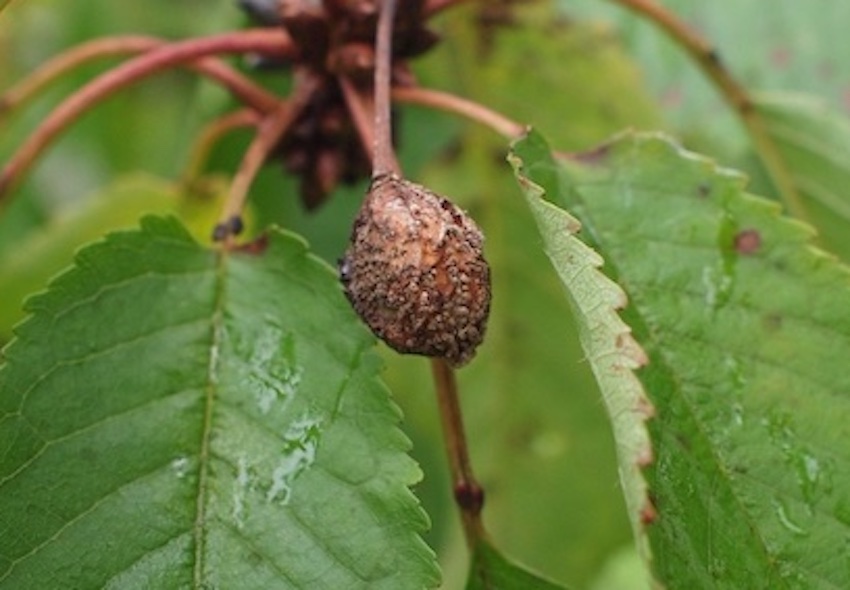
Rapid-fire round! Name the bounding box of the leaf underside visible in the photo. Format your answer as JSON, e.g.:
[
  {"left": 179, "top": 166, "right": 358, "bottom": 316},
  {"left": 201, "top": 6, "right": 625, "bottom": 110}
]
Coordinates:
[
  {"left": 0, "top": 217, "right": 439, "bottom": 589},
  {"left": 512, "top": 131, "right": 850, "bottom": 589},
  {"left": 508, "top": 145, "right": 655, "bottom": 563}
]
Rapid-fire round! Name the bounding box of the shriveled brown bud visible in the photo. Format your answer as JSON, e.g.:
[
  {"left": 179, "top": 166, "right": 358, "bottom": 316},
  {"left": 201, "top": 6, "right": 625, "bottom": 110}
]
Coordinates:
[{"left": 341, "top": 173, "right": 491, "bottom": 367}]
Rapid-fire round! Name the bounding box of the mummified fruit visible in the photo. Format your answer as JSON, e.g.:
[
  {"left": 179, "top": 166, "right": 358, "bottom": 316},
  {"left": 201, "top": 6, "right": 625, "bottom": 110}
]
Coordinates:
[{"left": 341, "top": 173, "right": 491, "bottom": 367}]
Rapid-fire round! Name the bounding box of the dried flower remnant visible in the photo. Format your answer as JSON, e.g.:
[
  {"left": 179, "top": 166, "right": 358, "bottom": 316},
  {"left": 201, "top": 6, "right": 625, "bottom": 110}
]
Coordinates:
[{"left": 341, "top": 173, "right": 491, "bottom": 367}]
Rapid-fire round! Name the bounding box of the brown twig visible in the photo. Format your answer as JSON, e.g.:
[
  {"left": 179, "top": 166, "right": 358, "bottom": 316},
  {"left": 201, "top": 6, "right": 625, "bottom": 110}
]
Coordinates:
[
  {"left": 0, "top": 29, "right": 292, "bottom": 203},
  {"left": 213, "top": 74, "right": 320, "bottom": 244},
  {"left": 0, "top": 35, "right": 280, "bottom": 122},
  {"left": 181, "top": 109, "right": 262, "bottom": 186},
  {"left": 392, "top": 86, "right": 525, "bottom": 139},
  {"left": 373, "top": 0, "right": 401, "bottom": 176},
  {"left": 339, "top": 76, "right": 377, "bottom": 166},
  {"left": 1, "top": 36, "right": 161, "bottom": 117},
  {"left": 431, "top": 359, "right": 486, "bottom": 547},
  {"left": 609, "top": 0, "right": 808, "bottom": 221}
]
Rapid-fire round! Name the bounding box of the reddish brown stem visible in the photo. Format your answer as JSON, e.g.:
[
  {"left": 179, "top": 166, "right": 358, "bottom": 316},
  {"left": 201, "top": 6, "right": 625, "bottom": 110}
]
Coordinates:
[
  {"left": 373, "top": 0, "right": 401, "bottom": 176},
  {"left": 1, "top": 36, "right": 159, "bottom": 117},
  {"left": 0, "top": 29, "right": 292, "bottom": 202},
  {"left": 339, "top": 76, "right": 377, "bottom": 167},
  {"left": 0, "top": 35, "right": 280, "bottom": 121},
  {"left": 182, "top": 109, "right": 262, "bottom": 186},
  {"left": 392, "top": 86, "right": 525, "bottom": 139},
  {"left": 609, "top": 0, "right": 808, "bottom": 221},
  {"left": 213, "top": 73, "right": 320, "bottom": 244},
  {"left": 431, "top": 359, "right": 486, "bottom": 547}
]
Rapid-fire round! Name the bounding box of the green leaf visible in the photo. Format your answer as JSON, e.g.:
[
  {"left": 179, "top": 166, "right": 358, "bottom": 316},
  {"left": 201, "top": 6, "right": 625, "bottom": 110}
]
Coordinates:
[
  {"left": 465, "top": 541, "right": 567, "bottom": 590},
  {"left": 511, "top": 130, "right": 850, "bottom": 588},
  {"left": 0, "top": 216, "right": 439, "bottom": 589},
  {"left": 507, "top": 141, "right": 654, "bottom": 563},
  {"left": 754, "top": 92, "right": 850, "bottom": 260},
  {"left": 0, "top": 173, "right": 239, "bottom": 341},
  {"left": 563, "top": 0, "right": 850, "bottom": 146},
  {"left": 0, "top": 175, "right": 170, "bottom": 339}
]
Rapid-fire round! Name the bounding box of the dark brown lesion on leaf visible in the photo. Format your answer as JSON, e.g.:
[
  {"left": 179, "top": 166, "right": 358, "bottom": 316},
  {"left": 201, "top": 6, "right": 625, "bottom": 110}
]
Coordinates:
[{"left": 640, "top": 499, "right": 658, "bottom": 525}]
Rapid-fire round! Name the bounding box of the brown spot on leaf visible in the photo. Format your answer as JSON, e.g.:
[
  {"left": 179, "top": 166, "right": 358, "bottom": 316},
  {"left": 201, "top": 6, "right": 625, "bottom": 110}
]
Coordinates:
[
  {"left": 734, "top": 228, "right": 762, "bottom": 255},
  {"left": 696, "top": 183, "right": 711, "bottom": 198},
  {"left": 640, "top": 500, "right": 658, "bottom": 525}
]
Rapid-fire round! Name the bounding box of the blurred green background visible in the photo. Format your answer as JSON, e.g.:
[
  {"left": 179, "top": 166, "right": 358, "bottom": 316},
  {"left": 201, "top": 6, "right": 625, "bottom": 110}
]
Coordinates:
[{"left": 2, "top": 1, "right": 848, "bottom": 588}]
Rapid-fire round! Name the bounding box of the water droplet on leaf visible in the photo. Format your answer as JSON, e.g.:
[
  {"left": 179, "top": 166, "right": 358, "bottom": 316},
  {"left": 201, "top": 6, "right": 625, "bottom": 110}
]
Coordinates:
[
  {"left": 266, "top": 416, "right": 322, "bottom": 505},
  {"left": 772, "top": 498, "right": 809, "bottom": 537}
]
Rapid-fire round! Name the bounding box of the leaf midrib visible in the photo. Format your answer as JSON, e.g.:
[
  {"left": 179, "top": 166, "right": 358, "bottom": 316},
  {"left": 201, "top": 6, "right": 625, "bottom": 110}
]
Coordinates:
[{"left": 193, "top": 249, "right": 226, "bottom": 587}]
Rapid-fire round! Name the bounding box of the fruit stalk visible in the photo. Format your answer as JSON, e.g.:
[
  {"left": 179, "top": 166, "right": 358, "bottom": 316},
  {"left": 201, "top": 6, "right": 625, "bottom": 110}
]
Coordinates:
[{"left": 372, "top": 0, "right": 401, "bottom": 176}]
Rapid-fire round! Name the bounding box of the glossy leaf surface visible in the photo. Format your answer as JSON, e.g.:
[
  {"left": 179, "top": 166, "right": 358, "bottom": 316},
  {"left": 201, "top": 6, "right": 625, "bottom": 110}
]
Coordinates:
[
  {"left": 512, "top": 130, "right": 850, "bottom": 588},
  {"left": 0, "top": 217, "right": 438, "bottom": 589}
]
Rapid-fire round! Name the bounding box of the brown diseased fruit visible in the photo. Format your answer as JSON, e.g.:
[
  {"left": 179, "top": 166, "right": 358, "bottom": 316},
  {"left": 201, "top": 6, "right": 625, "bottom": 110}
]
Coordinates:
[{"left": 341, "top": 173, "right": 491, "bottom": 367}]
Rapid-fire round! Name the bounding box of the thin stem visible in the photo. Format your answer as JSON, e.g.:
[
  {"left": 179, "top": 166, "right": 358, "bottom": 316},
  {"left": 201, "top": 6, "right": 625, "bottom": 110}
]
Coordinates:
[
  {"left": 1, "top": 36, "right": 165, "bottom": 117},
  {"left": 431, "top": 359, "right": 486, "bottom": 548},
  {"left": 213, "top": 74, "right": 319, "bottom": 244},
  {"left": 0, "top": 29, "right": 291, "bottom": 202},
  {"left": 373, "top": 0, "right": 401, "bottom": 176},
  {"left": 392, "top": 86, "right": 525, "bottom": 139},
  {"left": 0, "top": 35, "right": 280, "bottom": 121},
  {"left": 339, "top": 76, "right": 376, "bottom": 166},
  {"left": 609, "top": 0, "right": 808, "bottom": 221},
  {"left": 182, "top": 108, "right": 261, "bottom": 186}
]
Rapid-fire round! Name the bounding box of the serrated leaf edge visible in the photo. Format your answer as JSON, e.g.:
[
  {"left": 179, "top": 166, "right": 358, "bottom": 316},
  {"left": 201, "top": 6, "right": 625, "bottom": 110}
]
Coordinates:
[{"left": 508, "top": 145, "right": 657, "bottom": 568}]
